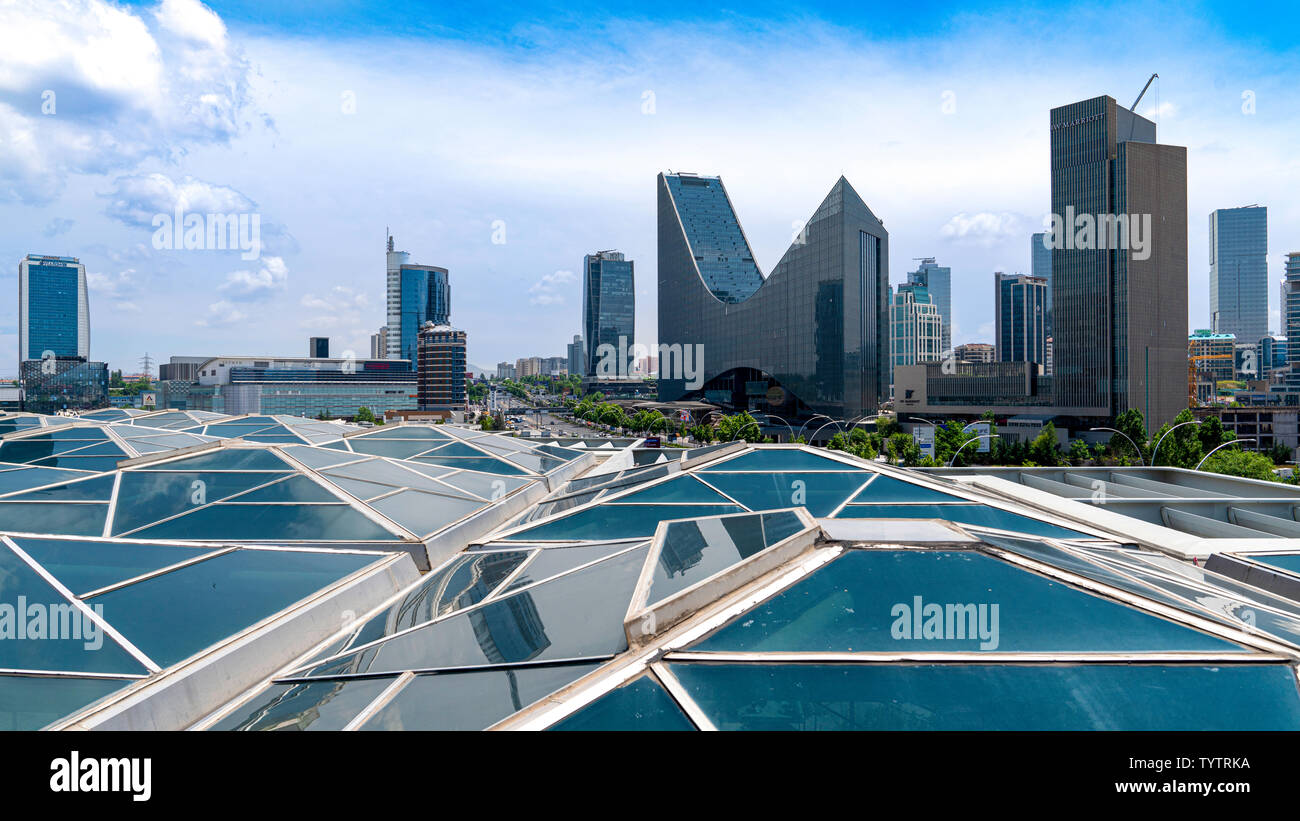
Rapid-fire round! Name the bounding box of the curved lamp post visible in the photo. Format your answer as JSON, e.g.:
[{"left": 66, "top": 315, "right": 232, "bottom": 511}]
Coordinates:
[
  {"left": 1151, "top": 419, "right": 1201, "bottom": 466},
  {"left": 762, "top": 413, "right": 796, "bottom": 443},
  {"left": 796, "top": 414, "right": 834, "bottom": 442},
  {"left": 1196, "top": 439, "right": 1255, "bottom": 471},
  {"left": 808, "top": 420, "right": 843, "bottom": 444},
  {"left": 948, "top": 434, "right": 999, "bottom": 468},
  {"left": 1091, "top": 426, "right": 1146, "bottom": 467}
]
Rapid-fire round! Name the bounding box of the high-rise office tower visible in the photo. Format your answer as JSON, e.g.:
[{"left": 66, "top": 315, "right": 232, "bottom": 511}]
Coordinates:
[
  {"left": 385, "top": 235, "right": 450, "bottom": 363},
  {"left": 1284, "top": 253, "right": 1300, "bottom": 370},
  {"left": 1030, "top": 232, "right": 1053, "bottom": 334},
  {"left": 1209, "top": 205, "right": 1267, "bottom": 343},
  {"left": 417, "top": 323, "right": 467, "bottom": 410},
  {"left": 567, "top": 334, "right": 585, "bottom": 377},
  {"left": 582, "top": 250, "right": 635, "bottom": 379},
  {"left": 1049, "top": 95, "right": 1187, "bottom": 429},
  {"left": 309, "top": 337, "right": 329, "bottom": 358},
  {"left": 657, "top": 172, "right": 890, "bottom": 418},
  {"left": 890, "top": 283, "right": 943, "bottom": 369},
  {"left": 995, "top": 273, "right": 1048, "bottom": 367},
  {"left": 19, "top": 254, "right": 89, "bottom": 362},
  {"left": 906, "top": 258, "right": 951, "bottom": 355},
  {"left": 370, "top": 329, "right": 387, "bottom": 360}
]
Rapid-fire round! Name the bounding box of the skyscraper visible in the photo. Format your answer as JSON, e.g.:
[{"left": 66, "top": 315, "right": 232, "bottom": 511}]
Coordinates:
[
  {"left": 1284, "top": 252, "right": 1300, "bottom": 370},
  {"left": 19, "top": 254, "right": 89, "bottom": 362},
  {"left": 1209, "top": 205, "right": 1267, "bottom": 343},
  {"left": 417, "top": 323, "right": 467, "bottom": 410},
  {"left": 995, "top": 273, "right": 1048, "bottom": 367},
  {"left": 1049, "top": 94, "right": 1187, "bottom": 429},
  {"left": 906, "top": 258, "right": 951, "bottom": 355},
  {"left": 890, "top": 283, "right": 943, "bottom": 369},
  {"left": 309, "top": 337, "right": 329, "bottom": 358},
  {"left": 657, "top": 172, "right": 890, "bottom": 419},
  {"left": 567, "top": 334, "right": 585, "bottom": 377},
  {"left": 1030, "top": 232, "right": 1053, "bottom": 334},
  {"left": 385, "top": 235, "right": 450, "bottom": 363},
  {"left": 582, "top": 250, "right": 635, "bottom": 379}
]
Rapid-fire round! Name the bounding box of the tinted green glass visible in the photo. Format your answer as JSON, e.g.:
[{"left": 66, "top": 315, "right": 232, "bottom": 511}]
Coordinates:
[
  {"left": 370, "top": 489, "right": 485, "bottom": 536},
  {"left": 209, "top": 676, "right": 396, "bottom": 731},
  {"left": 112, "top": 471, "right": 286, "bottom": 535},
  {"left": 691, "top": 550, "right": 1247, "bottom": 653},
  {"left": 550, "top": 675, "right": 696, "bottom": 731},
  {"left": 361, "top": 663, "right": 603, "bottom": 730},
  {"left": 226, "top": 476, "right": 342, "bottom": 503},
  {"left": 346, "top": 439, "right": 440, "bottom": 459},
  {"left": 12, "top": 537, "right": 214, "bottom": 595},
  {"left": 502, "top": 543, "right": 641, "bottom": 592},
  {"left": 668, "top": 663, "right": 1300, "bottom": 730},
  {"left": 1, "top": 474, "right": 115, "bottom": 502},
  {"left": 835, "top": 503, "right": 1089, "bottom": 538},
  {"left": 0, "top": 466, "right": 95, "bottom": 495},
  {"left": 0, "top": 675, "right": 133, "bottom": 730},
  {"left": 437, "top": 470, "right": 530, "bottom": 501},
  {"left": 89, "top": 548, "right": 381, "bottom": 667},
  {"left": 501, "top": 504, "right": 743, "bottom": 541},
  {"left": 412, "top": 456, "right": 530, "bottom": 475},
  {"left": 1250, "top": 554, "right": 1300, "bottom": 577}
]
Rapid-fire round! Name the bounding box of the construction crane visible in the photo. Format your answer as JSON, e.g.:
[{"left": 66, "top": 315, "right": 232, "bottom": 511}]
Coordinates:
[
  {"left": 1189, "top": 352, "right": 1233, "bottom": 407},
  {"left": 1130, "top": 73, "right": 1159, "bottom": 111}
]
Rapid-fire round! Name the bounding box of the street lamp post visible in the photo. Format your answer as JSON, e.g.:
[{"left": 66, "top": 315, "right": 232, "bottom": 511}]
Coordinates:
[
  {"left": 762, "top": 413, "right": 796, "bottom": 443},
  {"left": 1151, "top": 420, "right": 1201, "bottom": 466},
  {"left": 1090, "top": 427, "right": 1146, "bottom": 467},
  {"left": 948, "top": 434, "right": 1000, "bottom": 468},
  {"left": 797, "top": 414, "right": 833, "bottom": 441},
  {"left": 1195, "top": 439, "right": 1255, "bottom": 471}
]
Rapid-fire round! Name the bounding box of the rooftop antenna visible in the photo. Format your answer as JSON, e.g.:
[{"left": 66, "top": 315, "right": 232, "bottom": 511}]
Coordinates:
[
  {"left": 1128, "top": 73, "right": 1159, "bottom": 141},
  {"left": 386, "top": 227, "right": 393, "bottom": 253}
]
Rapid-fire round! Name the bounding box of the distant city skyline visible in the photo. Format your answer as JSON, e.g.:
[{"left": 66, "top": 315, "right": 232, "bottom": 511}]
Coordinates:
[{"left": 2, "top": 1, "right": 1299, "bottom": 376}]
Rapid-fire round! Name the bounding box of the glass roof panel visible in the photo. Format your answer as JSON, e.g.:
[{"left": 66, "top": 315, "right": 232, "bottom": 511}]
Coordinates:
[
  {"left": 849, "top": 474, "right": 966, "bottom": 503},
  {"left": 613, "top": 475, "right": 736, "bottom": 505},
  {"left": 30, "top": 456, "right": 124, "bottom": 471},
  {"left": 0, "top": 502, "right": 109, "bottom": 536},
  {"left": 1247, "top": 554, "right": 1300, "bottom": 577},
  {"left": 136, "top": 448, "right": 292, "bottom": 472},
  {"left": 690, "top": 550, "right": 1248, "bottom": 654},
  {"left": 834, "top": 503, "right": 1090, "bottom": 538},
  {"left": 343, "top": 439, "right": 441, "bottom": 459},
  {"left": 111, "top": 471, "right": 287, "bottom": 535},
  {"left": 88, "top": 548, "right": 382, "bottom": 667},
  {"left": 0, "top": 545, "right": 148, "bottom": 674},
  {"left": 0, "top": 465, "right": 96, "bottom": 495},
  {"left": 1, "top": 474, "right": 116, "bottom": 502},
  {"left": 701, "top": 449, "right": 864, "bottom": 472},
  {"left": 667, "top": 662, "right": 1300, "bottom": 730},
  {"left": 368, "top": 489, "right": 485, "bottom": 536},
  {"left": 126, "top": 503, "right": 400, "bottom": 541},
  {"left": 649, "top": 511, "right": 804, "bottom": 604},
  {"left": 410, "top": 456, "right": 530, "bottom": 475},
  {"left": 278, "top": 445, "right": 365, "bottom": 469},
  {"left": 550, "top": 674, "right": 695, "bottom": 731},
  {"left": 210, "top": 676, "right": 397, "bottom": 731},
  {"left": 436, "top": 470, "right": 529, "bottom": 500},
  {"left": 356, "top": 426, "right": 450, "bottom": 440},
  {"left": 360, "top": 662, "right": 603, "bottom": 730},
  {"left": 299, "top": 545, "right": 647, "bottom": 677},
  {"left": 699, "top": 471, "right": 873, "bottom": 516},
  {"left": 501, "top": 542, "right": 642, "bottom": 593},
  {"left": 0, "top": 675, "right": 134, "bottom": 731},
  {"left": 499, "top": 504, "right": 744, "bottom": 542},
  {"left": 12, "top": 537, "right": 215, "bottom": 596}
]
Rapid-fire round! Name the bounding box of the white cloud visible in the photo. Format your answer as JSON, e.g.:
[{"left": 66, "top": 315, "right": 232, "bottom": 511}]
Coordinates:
[
  {"left": 87, "top": 268, "right": 141, "bottom": 313},
  {"left": 529, "top": 269, "right": 576, "bottom": 306},
  {"left": 196, "top": 299, "right": 246, "bottom": 327},
  {"left": 939, "top": 212, "right": 1027, "bottom": 246},
  {"left": 102, "top": 172, "right": 256, "bottom": 226},
  {"left": 0, "top": 0, "right": 255, "bottom": 204},
  {"left": 218, "top": 256, "right": 287, "bottom": 301}
]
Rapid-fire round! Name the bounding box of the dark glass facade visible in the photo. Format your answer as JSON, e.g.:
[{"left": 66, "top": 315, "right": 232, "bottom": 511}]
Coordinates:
[
  {"left": 19, "top": 255, "right": 88, "bottom": 361},
  {"left": 417, "top": 324, "right": 467, "bottom": 410},
  {"left": 20, "top": 358, "right": 108, "bottom": 413},
  {"left": 657, "top": 173, "right": 889, "bottom": 419},
  {"left": 582, "top": 251, "right": 635, "bottom": 378},
  {"left": 995, "top": 273, "right": 1048, "bottom": 366},
  {"left": 1209, "top": 205, "right": 1267, "bottom": 344},
  {"left": 398, "top": 265, "right": 451, "bottom": 363}
]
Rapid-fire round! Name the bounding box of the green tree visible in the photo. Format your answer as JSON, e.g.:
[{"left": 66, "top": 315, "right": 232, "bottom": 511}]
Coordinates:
[
  {"left": 1149, "top": 409, "right": 1203, "bottom": 469},
  {"left": 934, "top": 421, "right": 977, "bottom": 466},
  {"left": 717, "top": 412, "right": 762, "bottom": 443},
  {"left": 1266, "top": 442, "right": 1293, "bottom": 465},
  {"left": 1197, "top": 415, "right": 1233, "bottom": 454},
  {"left": 1068, "top": 437, "right": 1091, "bottom": 466},
  {"left": 1200, "top": 447, "right": 1279, "bottom": 482},
  {"left": 876, "top": 416, "right": 901, "bottom": 439},
  {"left": 887, "top": 432, "right": 921, "bottom": 466},
  {"left": 354, "top": 406, "right": 376, "bottom": 424},
  {"left": 1028, "top": 422, "right": 1063, "bottom": 466},
  {"left": 1110, "top": 408, "right": 1150, "bottom": 464}
]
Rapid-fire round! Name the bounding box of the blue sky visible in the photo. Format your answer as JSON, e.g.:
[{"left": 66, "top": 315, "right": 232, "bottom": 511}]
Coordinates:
[{"left": 2, "top": 0, "right": 1298, "bottom": 376}]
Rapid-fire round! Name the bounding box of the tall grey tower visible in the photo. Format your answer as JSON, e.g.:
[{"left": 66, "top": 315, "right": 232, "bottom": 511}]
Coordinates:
[
  {"left": 906, "top": 258, "right": 951, "bottom": 355},
  {"left": 582, "top": 251, "right": 635, "bottom": 379},
  {"left": 1049, "top": 94, "right": 1187, "bottom": 430},
  {"left": 1209, "top": 205, "right": 1267, "bottom": 344}
]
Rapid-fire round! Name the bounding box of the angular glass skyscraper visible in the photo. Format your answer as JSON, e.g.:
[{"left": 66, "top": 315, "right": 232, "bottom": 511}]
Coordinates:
[
  {"left": 995, "top": 273, "right": 1048, "bottom": 367},
  {"left": 384, "top": 235, "right": 450, "bottom": 363},
  {"left": 657, "top": 172, "right": 890, "bottom": 419},
  {"left": 1049, "top": 95, "right": 1187, "bottom": 429},
  {"left": 906, "top": 258, "right": 951, "bottom": 355},
  {"left": 582, "top": 251, "right": 635, "bottom": 378},
  {"left": 19, "top": 254, "right": 89, "bottom": 362},
  {"left": 890, "top": 283, "right": 943, "bottom": 368},
  {"left": 1209, "top": 205, "right": 1267, "bottom": 344}
]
